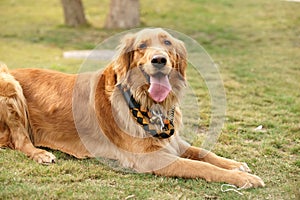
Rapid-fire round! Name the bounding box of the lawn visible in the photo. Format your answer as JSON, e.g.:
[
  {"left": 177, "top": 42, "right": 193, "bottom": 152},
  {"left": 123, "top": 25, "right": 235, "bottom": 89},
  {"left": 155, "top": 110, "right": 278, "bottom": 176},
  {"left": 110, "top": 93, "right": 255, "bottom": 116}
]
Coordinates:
[{"left": 0, "top": 0, "right": 299, "bottom": 199}]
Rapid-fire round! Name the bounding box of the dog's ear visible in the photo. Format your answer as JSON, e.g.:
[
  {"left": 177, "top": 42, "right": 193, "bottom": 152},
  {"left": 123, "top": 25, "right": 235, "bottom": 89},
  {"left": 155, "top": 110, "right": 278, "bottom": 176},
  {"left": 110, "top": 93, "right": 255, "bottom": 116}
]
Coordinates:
[
  {"left": 174, "top": 40, "right": 187, "bottom": 78},
  {"left": 113, "top": 33, "right": 135, "bottom": 80}
]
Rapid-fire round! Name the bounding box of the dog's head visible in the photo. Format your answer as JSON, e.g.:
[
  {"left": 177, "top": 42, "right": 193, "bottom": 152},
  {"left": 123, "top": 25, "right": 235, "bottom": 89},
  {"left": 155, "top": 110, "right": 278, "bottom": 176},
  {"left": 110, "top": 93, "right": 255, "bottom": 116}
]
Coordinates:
[{"left": 113, "top": 28, "right": 187, "bottom": 108}]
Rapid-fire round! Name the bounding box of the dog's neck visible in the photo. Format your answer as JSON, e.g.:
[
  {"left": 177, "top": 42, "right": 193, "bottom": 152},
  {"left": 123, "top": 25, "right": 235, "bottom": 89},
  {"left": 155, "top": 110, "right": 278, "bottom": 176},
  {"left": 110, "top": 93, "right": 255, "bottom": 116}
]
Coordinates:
[{"left": 117, "top": 84, "right": 175, "bottom": 139}]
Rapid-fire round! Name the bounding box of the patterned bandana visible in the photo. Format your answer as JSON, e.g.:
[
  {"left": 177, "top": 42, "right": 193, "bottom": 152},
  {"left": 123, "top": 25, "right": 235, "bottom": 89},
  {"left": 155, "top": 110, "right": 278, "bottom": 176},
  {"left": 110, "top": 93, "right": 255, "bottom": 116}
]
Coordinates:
[{"left": 118, "top": 84, "right": 175, "bottom": 139}]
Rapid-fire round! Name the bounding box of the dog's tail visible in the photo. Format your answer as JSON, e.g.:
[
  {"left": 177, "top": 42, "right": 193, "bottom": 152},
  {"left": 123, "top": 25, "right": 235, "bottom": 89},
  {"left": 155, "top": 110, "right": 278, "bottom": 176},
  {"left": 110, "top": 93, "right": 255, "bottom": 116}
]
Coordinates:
[
  {"left": 0, "top": 62, "right": 16, "bottom": 98},
  {"left": 0, "top": 62, "right": 9, "bottom": 73},
  {"left": 0, "top": 62, "right": 32, "bottom": 144}
]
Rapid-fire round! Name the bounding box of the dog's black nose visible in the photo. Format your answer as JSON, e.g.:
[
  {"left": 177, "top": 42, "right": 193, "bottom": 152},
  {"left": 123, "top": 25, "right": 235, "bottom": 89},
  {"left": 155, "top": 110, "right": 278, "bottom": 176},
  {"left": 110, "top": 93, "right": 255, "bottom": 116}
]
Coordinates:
[{"left": 151, "top": 55, "right": 167, "bottom": 69}]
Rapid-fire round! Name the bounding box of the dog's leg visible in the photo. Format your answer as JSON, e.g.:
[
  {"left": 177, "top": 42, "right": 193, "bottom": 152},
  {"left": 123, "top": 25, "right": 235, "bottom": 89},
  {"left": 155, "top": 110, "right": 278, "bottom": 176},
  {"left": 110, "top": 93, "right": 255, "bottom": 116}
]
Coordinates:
[
  {"left": 8, "top": 124, "right": 56, "bottom": 164},
  {"left": 180, "top": 145, "right": 252, "bottom": 172},
  {"left": 0, "top": 64, "right": 56, "bottom": 164},
  {"left": 0, "top": 105, "right": 56, "bottom": 164},
  {"left": 0, "top": 102, "right": 56, "bottom": 164},
  {"left": 153, "top": 157, "right": 264, "bottom": 188}
]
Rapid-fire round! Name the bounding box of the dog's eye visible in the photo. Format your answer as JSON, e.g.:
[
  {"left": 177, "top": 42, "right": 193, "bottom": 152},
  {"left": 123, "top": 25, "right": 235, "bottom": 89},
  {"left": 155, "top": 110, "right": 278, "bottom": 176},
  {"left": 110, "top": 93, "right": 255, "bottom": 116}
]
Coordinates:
[
  {"left": 139, "top": 43, "right": 147, "bottom": 49},
  {"left": 164, "top": 40, "right": 172, "bottom": 46}
]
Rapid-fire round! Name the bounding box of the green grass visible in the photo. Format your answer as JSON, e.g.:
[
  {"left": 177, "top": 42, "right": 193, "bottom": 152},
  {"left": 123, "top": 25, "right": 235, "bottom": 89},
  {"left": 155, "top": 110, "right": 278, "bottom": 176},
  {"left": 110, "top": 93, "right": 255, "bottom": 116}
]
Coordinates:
[{"left": 0, "top": 0, "right": 300, "bottom": 199}]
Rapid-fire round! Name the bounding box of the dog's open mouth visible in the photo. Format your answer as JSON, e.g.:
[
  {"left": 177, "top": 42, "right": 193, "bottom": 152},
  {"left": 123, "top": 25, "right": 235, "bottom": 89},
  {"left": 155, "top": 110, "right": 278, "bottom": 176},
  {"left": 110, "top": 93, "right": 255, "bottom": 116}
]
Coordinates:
[{"left": 148, "top": 72, "right": 172, "bottom": 102}]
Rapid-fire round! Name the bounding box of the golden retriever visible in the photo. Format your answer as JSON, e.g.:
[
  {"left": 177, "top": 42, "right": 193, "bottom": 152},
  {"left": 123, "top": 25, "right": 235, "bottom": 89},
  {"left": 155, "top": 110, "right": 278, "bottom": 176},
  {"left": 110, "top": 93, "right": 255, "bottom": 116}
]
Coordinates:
[{"left": 0, "top": 28, "right": 264, "bottom": 188}]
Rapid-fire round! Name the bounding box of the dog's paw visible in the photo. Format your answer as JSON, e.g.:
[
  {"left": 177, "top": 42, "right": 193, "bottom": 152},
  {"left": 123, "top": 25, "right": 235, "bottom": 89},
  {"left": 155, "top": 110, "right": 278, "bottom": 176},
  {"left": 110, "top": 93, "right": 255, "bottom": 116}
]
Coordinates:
[
  {"left": 31, "top": 150, "right": 56, "bottom": 165},
  {"left": 231, "top": 171, "right": 265, "bottom": 189},
  {"left": 233, "top": 162, "right": 252, "bottom": 173}
]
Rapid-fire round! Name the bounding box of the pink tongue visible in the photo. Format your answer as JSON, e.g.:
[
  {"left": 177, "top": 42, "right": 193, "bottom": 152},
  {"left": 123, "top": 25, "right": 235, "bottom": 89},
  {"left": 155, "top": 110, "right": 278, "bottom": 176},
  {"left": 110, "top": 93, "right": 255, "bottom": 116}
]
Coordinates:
[{"left": 148, "top": 75, "right": 171, "bottom": 102}]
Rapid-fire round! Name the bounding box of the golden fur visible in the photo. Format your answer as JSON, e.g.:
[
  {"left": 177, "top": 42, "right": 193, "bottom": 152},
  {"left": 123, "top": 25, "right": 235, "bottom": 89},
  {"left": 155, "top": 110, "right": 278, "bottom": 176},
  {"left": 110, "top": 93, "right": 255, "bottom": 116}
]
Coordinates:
[{"left": 0, "top": 28, "right": 264, "bottom": 188}]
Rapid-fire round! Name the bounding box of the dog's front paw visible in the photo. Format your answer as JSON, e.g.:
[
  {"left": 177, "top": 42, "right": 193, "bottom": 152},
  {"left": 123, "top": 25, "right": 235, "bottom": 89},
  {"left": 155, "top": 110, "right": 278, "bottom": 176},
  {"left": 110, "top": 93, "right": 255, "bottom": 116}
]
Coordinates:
[
  {"left": 233, "top": 162, "right": 252, "bottom": 173},
  {"left": 31, "top": 150, "right": 56, "bottom": 164},
  {"left": 230, "top": 171, "right": 265, "bottom": 188}
]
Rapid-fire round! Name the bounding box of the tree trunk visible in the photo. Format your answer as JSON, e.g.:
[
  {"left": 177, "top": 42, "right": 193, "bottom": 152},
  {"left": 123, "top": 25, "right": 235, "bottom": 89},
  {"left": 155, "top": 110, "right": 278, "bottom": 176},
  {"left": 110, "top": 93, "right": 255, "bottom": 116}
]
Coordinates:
[
  {"left": 105, "top": 0, "right": 140, "bottom": 29},
  {"left": 61, "top": 0, "right": 88, "bottom": 27}
]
